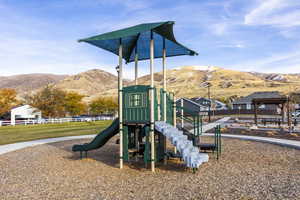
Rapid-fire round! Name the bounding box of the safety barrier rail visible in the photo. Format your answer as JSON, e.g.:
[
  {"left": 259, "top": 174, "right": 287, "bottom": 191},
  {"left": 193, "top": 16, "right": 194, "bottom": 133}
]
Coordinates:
[
  {"left": 214, "top": 125, "right": 222, "bottom": 159},
  {"left": 176, "top": 105, "right": 202, "bottom": 138},
  {"left": 159, "top": 89, "right": 174, "bottom": 125}
]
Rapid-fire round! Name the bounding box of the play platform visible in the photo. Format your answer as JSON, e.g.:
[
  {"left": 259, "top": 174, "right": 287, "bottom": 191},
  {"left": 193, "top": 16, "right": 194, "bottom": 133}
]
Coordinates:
[{"left": 72, "top": 21, "right": 219, "bottom": 172}]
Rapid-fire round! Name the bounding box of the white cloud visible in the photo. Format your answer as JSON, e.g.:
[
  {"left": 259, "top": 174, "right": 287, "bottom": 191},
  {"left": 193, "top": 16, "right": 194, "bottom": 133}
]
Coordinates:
[
  {"left": 244, "top": 0, "right": 300, "bottom": 27},
  {"left": 217, "top": 43, "right": 245, "bottom": 48},
  {"left": 1, "top": 0, "right": 300, "bottom": 77},
  {"left": 233, "top": 50, "right": 300, "bottom": 73},
  {"left": 279, "top": 28, "right": 300, "bottom": 39},
  {"left": 210, "top": 22, "right": 228, "bottom": 36},
  {"left": 0, "top": 35, "right": 110, "bottom": 75}
]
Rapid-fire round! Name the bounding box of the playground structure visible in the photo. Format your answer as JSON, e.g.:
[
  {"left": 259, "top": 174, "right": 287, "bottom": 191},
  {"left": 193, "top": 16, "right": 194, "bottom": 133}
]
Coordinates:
[{"left": 72, "top": 21, "right": 220, "bottom": 172}]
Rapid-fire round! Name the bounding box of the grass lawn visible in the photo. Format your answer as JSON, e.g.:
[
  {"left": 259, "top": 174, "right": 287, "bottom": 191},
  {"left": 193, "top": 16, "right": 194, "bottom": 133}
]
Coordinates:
[{"left": 0, "top": 120, "right": 112, "bottom": 145}]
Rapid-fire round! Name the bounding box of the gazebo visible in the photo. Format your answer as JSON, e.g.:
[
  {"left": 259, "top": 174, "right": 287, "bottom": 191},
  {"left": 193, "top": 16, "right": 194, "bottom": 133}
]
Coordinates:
[
  {"left": 78, "top": 21, "right": 197, "bottom": 172},
  {"left": 252, "top": 95, "right": 289, "bottom": 126}
]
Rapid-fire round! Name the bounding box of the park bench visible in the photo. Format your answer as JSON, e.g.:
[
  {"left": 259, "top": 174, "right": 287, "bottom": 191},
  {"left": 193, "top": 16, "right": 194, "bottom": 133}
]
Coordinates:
[{"left": 261, "top": 118, "right": 282, "bottom": 126}]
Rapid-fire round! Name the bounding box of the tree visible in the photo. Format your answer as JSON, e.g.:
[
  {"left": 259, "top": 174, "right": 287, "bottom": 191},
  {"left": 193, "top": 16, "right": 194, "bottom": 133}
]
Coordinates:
[
  {"left": 105, "top": 97, "right": 118, "bottom": 114},
  {"left": 289, "top": 92, "right": 300, "bottom": 104},
  {"left": 64, "top": 92, "right": 86, "bottom": 116},
  {"left": 215, "top": 95, "right": 239, "bottom": 109},
  {"left": 26, "top": 86, "right": 66, "bottom": 118},
  {"left": 89, "top": 97, "right": 118, "bottom": 115},
  {"left": 26, "top": 86, "right": 88, "bottom": 118},
  {"left": 0, "top": 88, "right": 18, "bottom": 117}
]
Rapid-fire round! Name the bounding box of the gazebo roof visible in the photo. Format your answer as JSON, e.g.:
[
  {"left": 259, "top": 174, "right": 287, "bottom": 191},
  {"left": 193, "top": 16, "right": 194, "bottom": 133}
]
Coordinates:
[
  {"left": 233, "top": 91, "right": 287, "bottom": 104},
  {"left": 251, "top": 92, "right": 288, "bottom": 104},
  {"left": 79, "top": 21, "right": 198, "bottom": 63},
  {"left": 252, "top": 97, "right": 288, "bottom": 104}
]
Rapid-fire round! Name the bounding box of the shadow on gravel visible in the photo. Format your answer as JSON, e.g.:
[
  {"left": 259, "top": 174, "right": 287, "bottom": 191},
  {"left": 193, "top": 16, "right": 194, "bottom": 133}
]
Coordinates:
[
  {"left": 47, "top": 137, "right": 215, "bottom": 172},
  {"left": 48, "top": 138, "right": 120, "bottom": 168},
  {"left": 123, "top": 159, "right": 187, "bottom": 172}
]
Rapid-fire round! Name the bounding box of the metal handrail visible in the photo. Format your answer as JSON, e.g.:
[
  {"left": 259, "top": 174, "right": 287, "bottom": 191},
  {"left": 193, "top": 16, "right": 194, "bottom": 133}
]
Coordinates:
[{"left": 176, "top": 105, "right": 202, "bottom": 138}]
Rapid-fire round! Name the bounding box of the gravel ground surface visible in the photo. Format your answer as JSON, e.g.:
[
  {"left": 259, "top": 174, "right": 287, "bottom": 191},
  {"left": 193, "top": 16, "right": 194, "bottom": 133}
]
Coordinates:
[{"left": 0, "top": 137, "right": 299, "bottom": 200}]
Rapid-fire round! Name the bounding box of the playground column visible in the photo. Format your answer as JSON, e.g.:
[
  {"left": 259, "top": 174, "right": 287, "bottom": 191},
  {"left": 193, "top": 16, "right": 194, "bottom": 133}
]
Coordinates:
[
  {"left": 118, "top": 38, "right": 123, "bottom": 169},
  {"left": 134, "top": 46, "right": 139, "bottom": 153},
  {"left": 163, "top": 38, "right": 167, "bottom": 122},
  {"left": 162, "top": 38, "right": 167, "bottom": 164},
  {"left": 135, "top": 47, "right": 138, "bottom": 85},
  {"left": 150, "top": 31, "right": 155, "bottom": 172}
]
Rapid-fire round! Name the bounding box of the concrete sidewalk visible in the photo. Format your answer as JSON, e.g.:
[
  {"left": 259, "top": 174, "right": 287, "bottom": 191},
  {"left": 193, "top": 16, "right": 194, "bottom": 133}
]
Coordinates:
[
  {"left": 204, "top": 133, "right": 300, "bottom": 150},
  {"left": 201, "top": 117, "right": 231, "bottom": 132},
  {"left": 189, "top": 117, "right": 230, "bottom": 134},
  {"left": 1, "top": 124, "right": 300, "bottom": 156},
  {"left": 0, "top": 135, "right": 96, "bottom": 155}
]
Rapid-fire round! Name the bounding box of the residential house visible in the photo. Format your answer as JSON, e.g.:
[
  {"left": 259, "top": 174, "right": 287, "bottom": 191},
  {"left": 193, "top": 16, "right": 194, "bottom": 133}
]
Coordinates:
[
  {"left": 231, "top": 91, "right": 285, "bottom": 111},
  {"left": 190, "top": 97, "right": 227, "bottom": 110},
  {"left": 11, "top": 105, "right": 42, "bottom": 125}
]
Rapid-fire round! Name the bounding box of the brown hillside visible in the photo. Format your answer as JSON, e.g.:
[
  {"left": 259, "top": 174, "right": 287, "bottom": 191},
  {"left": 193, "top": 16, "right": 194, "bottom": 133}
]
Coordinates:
[
  {"left": 3, "top": 66, "right": 300, "bottom": 102},
  {"left": 0, "top": 73, "right": 67, "bottom": 94},
  {"left": 54, "top": 69, "right": 129, "bottom": 100},
  {"left": 96, "top": 66, "right": 300, "bottom": 100}
]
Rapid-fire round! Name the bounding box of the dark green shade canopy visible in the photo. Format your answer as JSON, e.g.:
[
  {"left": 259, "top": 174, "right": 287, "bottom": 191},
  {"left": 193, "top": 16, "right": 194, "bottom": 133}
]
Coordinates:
[{"left": 79, "top": 21, "right": 198, "bottom": 63}]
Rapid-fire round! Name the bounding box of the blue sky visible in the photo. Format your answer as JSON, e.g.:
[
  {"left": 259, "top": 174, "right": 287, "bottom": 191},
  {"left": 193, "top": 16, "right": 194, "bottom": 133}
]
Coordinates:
[{"left": 0, "top": 0, "right": 300, "bottom": 79}]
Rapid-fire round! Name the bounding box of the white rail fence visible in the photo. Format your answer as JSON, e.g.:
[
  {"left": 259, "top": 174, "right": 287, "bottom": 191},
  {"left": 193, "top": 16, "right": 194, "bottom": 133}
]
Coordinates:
[{"left": 0, "top": 116, "right": 115, "bottom": 127}]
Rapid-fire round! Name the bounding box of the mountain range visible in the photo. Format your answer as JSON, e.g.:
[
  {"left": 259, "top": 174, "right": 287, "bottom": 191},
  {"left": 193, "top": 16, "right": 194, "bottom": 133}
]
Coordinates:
[
  {"left": 1, "top": 66, "right": 299, "bottom": 102},
  {"left": 0, "top": 73, "right": 67, "bottom": 94}
]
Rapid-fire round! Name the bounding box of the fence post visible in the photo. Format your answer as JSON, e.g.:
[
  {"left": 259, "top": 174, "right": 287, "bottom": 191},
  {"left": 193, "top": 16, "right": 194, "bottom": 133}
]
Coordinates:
[
  {"left": 197, "top": 115, "right": 200, "bottom": 137},
  {"left": 219, "top": 125, "right": 222, "bottom": 154},
  {"left": 181, "top": 98, "right": 184, "bottom": 128},
  {"left": 200, "top": 115, "right": 203, "bottom": 135},
  {"left": 173, "top": 96, "right": 177, "bottom": 154},
  {"left": 173, "top": 96, "right": 176, "bottom": 127}
]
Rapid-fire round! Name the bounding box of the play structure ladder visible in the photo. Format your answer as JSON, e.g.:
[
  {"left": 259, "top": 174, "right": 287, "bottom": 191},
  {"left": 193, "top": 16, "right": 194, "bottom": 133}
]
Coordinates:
[{"left": 155, "top": 121, "right": 209, "bottom": 169}]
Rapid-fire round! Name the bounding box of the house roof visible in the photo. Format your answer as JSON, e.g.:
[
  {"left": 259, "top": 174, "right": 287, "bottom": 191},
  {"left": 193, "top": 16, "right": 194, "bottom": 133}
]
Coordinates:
[
  {"left": 190, "top": 97, "right": 227, "bottom": 108},
  {"left": 176, "top": 98, "right": 208, "bottom": 114},
  {"left": 11, "top": 105, "right": 41, "bottom": 116},
  {"left": 232, "top": 91, "right": 286, "bottom": 104},
  {"left": 190, "top": 97, "right": 211, "bottom": 106},
  {"left": 176, "top": 97, "right": 205, "bottom": 108}
]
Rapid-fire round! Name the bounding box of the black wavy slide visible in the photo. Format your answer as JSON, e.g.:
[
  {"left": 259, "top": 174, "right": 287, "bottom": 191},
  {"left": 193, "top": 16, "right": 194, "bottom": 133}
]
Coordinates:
[{"left": 72, "top": 118, "right": 119, "bottom": 153}]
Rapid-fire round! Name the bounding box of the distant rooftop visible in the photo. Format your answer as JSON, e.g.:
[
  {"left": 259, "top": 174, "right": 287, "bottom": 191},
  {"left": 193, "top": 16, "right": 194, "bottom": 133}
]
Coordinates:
[{"left": 232, "top": 91, "right": 286, "bottom": 104}]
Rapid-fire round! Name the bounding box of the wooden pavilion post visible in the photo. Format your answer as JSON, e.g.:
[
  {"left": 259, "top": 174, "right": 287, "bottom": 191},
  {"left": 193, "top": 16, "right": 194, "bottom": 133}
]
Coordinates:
[
  {"left": 287, "top": 97, "right": 291, "bottom": 130},
  {"left": 254, "top": 102, "right": 258, "bottom": 126},
  {"left": 281, "top": 103, "right": 285, "bottom": 125},
  {"left": 118, "top": 39, "right": 123, "bottom": 169},
  {"left": 150, "top": 31, "right": 155, "bottom": 172},
  {"left": 135, "top": 47, "right": 138, "bottom": 85}
]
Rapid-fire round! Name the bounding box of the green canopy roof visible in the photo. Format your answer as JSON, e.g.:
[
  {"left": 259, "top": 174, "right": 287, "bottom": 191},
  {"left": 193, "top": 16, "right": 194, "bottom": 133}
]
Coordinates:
[{"left": 79, "top": 21, "right": 198, "bottom": 63}]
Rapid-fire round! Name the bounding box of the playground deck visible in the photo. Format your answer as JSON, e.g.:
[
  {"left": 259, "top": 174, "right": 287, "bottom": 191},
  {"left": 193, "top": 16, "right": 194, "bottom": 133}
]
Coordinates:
[{"left": 1, "top": 137, "right": 299, "bottom": 200}]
